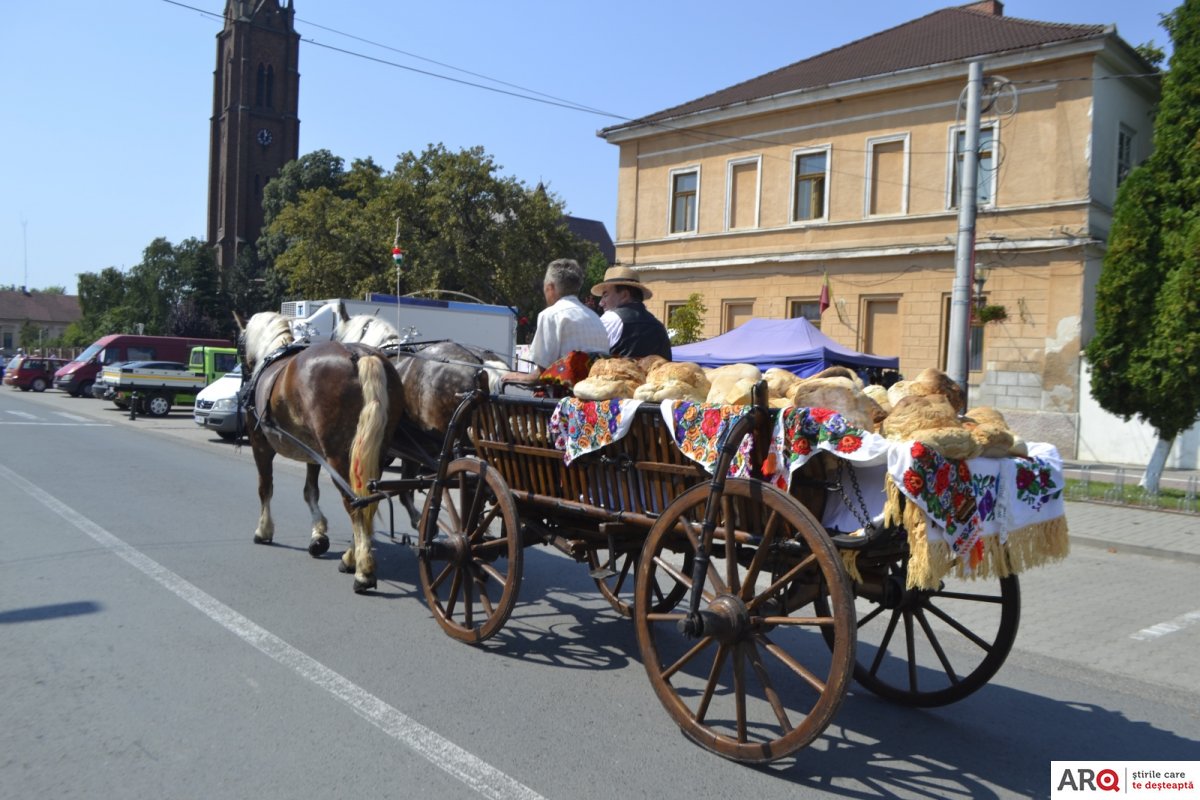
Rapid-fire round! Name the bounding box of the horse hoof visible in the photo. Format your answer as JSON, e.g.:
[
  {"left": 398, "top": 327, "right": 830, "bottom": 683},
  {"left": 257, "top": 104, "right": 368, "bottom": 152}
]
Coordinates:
[
  {"left": 253, "top": 535, "right": 272, "bottom": 545},
  {"left": 338, "top": 560, "right": 353, "bottom": 574},
  {"left": 353, "top": 576, "right": 377, "bottom": 594},
  {"left": 308, "top": 538, "right": 330, "bottom": 557}
]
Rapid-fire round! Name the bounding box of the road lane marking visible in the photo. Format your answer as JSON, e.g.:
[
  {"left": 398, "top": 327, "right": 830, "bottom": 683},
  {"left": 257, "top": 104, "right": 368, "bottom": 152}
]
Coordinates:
[
  {"left": 1, "top": 462, "right": 546, "bottom": 800},
  {"left": 54, "top": 411, "right": 93, "bottom": 423},
  {"left": 0, "top": 421, "right": 110, "bottom": 426},
  {"left": 5, "top": 410, "right": 39, "bottom": 420},
  {"left": 1131, "top": 609, "right": 1200, "bottom": 641}
]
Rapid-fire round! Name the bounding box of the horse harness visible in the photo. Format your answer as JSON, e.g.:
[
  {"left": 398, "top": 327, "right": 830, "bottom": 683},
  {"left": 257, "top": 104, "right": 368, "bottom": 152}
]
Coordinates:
[{"left": 239, "top": 341, "right": 377, "bottom": 508}]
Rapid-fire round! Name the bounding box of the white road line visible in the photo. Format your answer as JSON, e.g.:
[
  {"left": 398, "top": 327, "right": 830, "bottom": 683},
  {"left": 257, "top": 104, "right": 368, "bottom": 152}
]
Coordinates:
[
  {"left": 5, "top": 410, "right": 39, "bottom": 420},
  {"left": 54, "top": 411, "right": 93, "bottom": 423},
  {"left": 0, "top": 421, "right": 110, "bottom": 426},
  {"left": 1131, "top": 609, "right": 1200, "bottom": 641},
  {"left": 1, "top": 462, "right": 546, "bottom": 800}
]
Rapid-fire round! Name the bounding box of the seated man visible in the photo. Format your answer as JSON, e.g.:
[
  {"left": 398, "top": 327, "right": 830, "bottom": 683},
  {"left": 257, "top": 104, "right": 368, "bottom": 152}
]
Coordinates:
[
  {"left": 504, "top": 258, "right": 610, "bottom": 385},
  {"left": 592, "top": 265, "right": 673, "bottom": 360}
]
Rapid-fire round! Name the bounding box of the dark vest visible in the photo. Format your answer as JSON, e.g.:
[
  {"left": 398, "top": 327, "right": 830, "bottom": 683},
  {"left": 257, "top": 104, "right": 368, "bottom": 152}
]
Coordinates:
[{"left": 611, "top": 303, "right": 673, "bottom": 360}]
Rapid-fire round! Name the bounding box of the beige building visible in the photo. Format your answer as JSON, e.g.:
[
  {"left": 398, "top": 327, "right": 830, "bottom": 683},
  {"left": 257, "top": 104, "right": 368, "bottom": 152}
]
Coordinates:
[
  {"left": 0, "top": 290, "right": 81, "bottom": 356},
  {"left": 599, "top": 1, "right": 1158, "bottom": 456}
]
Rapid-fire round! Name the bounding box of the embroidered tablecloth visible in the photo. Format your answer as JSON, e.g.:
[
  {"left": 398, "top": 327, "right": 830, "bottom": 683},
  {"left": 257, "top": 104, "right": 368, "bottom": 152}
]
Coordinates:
[
  {"left": 660, "top": 400, "right": 757, "bottom": 477},
  {"left": 549, "top": 397, "right": 641, "bottom": 465}
]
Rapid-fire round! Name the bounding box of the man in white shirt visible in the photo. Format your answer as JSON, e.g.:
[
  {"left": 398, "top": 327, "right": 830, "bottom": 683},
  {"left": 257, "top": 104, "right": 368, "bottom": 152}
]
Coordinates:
[{"left": 505, "top": 259, "right": 609, "bottom": 383}]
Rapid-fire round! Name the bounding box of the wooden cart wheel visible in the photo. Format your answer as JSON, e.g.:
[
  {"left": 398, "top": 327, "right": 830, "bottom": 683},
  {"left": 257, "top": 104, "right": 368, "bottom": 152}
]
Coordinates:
[
  {"left": 633, "top": 479, "right": 856, "bottom": 763},
  {"left": 586, "top": 543, "right": 692, "bottom": 618},
  {"left": 814, "top": 551, "right": 1020, "bottom": 707},
  {"left": 417, "top": 457, "right": 522, "bottom": 644}
]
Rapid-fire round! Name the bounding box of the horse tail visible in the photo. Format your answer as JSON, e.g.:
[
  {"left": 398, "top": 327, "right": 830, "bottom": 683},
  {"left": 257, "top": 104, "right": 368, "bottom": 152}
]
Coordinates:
[{"left": 349, "top": 353, "right": 390, "bottom": 517}]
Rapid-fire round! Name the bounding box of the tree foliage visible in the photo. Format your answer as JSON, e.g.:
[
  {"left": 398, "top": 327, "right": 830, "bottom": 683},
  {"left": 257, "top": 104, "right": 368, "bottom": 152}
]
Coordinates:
[
  {"left": 1085, "top": 0, "right": 1200, "bottom": 440},
  {"left": 668, "top": 293, "right": 708, "bottom": 345},
  {"left": 71, "top": 238, "right": 230, "bottom": 344},
  {"left": 262, "top": 143, "right": 597, "bottom": 326}
]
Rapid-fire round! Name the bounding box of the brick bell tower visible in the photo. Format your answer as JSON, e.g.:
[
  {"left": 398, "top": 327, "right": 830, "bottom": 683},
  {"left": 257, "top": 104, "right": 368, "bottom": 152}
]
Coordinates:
[{"left": 207, "top": 0, "right": 300, "bottom": 280}]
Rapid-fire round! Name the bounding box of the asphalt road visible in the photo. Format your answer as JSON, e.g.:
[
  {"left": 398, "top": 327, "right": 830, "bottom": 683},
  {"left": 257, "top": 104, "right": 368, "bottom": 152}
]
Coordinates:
[{"left": 2, "top": 387, "right": 1198, "bottom": 799}]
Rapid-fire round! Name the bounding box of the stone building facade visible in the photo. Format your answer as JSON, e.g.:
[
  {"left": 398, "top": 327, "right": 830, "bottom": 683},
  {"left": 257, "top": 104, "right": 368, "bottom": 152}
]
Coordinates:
[{"left": 599, "top": 1, "right": 1158, "bottom": 456}]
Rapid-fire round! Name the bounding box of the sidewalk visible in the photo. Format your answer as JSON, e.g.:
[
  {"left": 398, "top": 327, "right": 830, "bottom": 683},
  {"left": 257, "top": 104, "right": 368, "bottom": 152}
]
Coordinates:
[{"left": 1064, "top": 500, "right": 1200, "bottom": 563}]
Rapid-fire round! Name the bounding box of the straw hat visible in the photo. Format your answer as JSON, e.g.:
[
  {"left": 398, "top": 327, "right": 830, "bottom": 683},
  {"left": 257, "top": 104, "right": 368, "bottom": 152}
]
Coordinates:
[{"left": 590, "top": 265, "right": 653, "bottom": 300}]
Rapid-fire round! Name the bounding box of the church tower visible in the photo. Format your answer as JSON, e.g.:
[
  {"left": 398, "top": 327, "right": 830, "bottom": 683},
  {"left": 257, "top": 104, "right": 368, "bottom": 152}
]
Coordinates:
[{"left": 207, "top": 0, "right": 300, "bottom": 278}]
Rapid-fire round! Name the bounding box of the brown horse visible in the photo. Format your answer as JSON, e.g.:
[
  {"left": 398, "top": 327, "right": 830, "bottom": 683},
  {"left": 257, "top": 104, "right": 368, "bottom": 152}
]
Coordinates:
[
  {"left": 335, "top": 315, "right": 508, "bottom": 527},
  {"left": 242, "top": 311, "right": 404, "bottom": 592}
]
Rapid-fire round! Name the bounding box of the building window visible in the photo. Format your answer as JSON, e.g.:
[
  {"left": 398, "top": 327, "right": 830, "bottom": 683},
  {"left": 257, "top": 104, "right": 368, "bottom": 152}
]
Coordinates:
[
  {"left": 866, "top": 135, "right": 909, "bottom": 216},
  {"left": 787, "top": 298, "right": 822, "bottom": 331},
  {"left": 726, "top": 157, "right": 760, "bottom": 230},
  {"left": 266, "top": 65, "right": 275, "bottom": 108},
  {"left": 1117, "top": 125, "right": 1135, "bottom": 186},
  {"left": 669, "top": 168, "right": 699, "bottom": 234},
  {"left": 722, "top": 301, "right": 754, "bottom": 333},
  {"left": 940, "top": 295, "right": 984, "bottom": 373},
  {"left": 256, "top": 63, "right": 266, "bottom": 107},
  {"left": 792, "top": 148, "right": 829, "bottom": 222},
  {"left": 949, "top": 124, "right": 996, "bottom": 208}
]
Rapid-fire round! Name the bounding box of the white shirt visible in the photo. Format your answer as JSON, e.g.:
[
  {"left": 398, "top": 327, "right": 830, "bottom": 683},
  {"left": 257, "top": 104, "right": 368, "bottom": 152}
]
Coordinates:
[
  {"left": 528, "top": 295, "right": 610, "bottom": 368},
  {"left": 599, "top": 309, "right": 623, "bottom": 348}
]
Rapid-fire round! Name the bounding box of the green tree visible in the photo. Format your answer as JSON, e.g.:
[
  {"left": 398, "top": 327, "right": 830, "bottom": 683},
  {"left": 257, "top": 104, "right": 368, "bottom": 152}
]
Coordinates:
[
  {"left": 668, "top": 293, "right": 708, "bottom": 345},
  {"left": 263, "top": 143, "right": 595, "bottom": 326},
  {"left": 1085, "top": 0, "right": 1200, "bottom": 491}
]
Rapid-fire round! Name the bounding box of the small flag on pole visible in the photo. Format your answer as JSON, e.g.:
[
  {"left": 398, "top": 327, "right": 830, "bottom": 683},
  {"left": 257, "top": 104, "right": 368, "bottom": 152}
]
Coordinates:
[
  {"left": 392, "top": 246, "right": 405, "bottom": 267},
  {"left": 818, "top": 271, "right": 831, "bottom": 315}
]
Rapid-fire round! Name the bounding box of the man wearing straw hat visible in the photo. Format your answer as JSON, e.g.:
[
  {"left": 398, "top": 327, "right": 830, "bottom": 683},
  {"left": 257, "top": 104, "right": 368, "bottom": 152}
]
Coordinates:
[{"left": 591, "top": 265, "right": 673, "bottom": 360}]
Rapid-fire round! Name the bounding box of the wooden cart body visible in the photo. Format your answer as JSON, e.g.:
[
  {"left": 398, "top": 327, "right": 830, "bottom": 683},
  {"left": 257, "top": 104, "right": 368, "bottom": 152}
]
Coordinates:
[{"left": 373, "top": 383, "right": 1040, "bottom": 763}]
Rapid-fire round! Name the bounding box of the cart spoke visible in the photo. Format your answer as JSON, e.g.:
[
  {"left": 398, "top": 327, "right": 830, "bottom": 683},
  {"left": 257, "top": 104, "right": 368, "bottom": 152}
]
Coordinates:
[
  {"left": 923, "top": 600, "right": 994, "bottom": 651},
  {"left": 477, "top": 560, "right": 508, "bottom": 587},
  {"left": 463, "top": 477, "right": 487, "bottom": 536},
  {"left": 758, "top": 614, "right": 835, "bottom": 628},
  {"left": 468, "top": 504, "right": 502, "bottom": 543},
  {"left": 679, "top": 511, "right": 727, "bottom": 596},
  {"left": 745, "top": 638, "right": 793, "bottom": 734},
  {"left": 474, "top": 536, "right": 509, "bottom": 554},
  {"left": 740, "top": 508, "right": 782, "bottom": 599},
  {"left": 661, "top": 635, "right": 717, "bottom": 683},
  {"left": 442, "top": 486, "right": 462, "bottom": 534},
  {"left": 732, "top": 641, "right": 748, "bottom": 742},
  {"left": 429, "top": 560, "right": 454, "bottom": 592},
  {"left": 652, "top": 553, "right": 715, "bottom": 604},
  {"left": 722, "top": 495, "right": 739, "bottom": 595},
  {"left": 444, "top": 568, "right": 463, "bottom": 620},
  {"left": 904, "top": 609, "right": 918, "bottom": 692},
  {"left": 745, "top": 553, "right": 817, "bottom": 613},
  {"left": 934, "top": 589, "right": 1004, "bottom": 604},
  {"left": 914, "top": 607, "right": 960, "bottom": 684},
  {"left": 867, "top": 607, "right": 903, "bottom": 677},
  {"left": 756, "top": 633, "right": 827, "bottom": 695},
  {"left": 695, "top": 642, "right": 730, "bottom": 723},
  {"left": 856, "top": 603, "right": 887, "bottom": 629}
]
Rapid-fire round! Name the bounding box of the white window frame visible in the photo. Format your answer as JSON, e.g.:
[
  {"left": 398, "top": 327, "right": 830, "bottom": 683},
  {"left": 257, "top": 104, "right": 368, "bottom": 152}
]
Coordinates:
[
  {"left": 790, "top": 145, "right": 831, "bottom": 224},
  {"left": 1117, "top": 124, "right": 1135, "bottom": 187},
  {"left": 724, "top": 156, "right": 761, "bottom": 231},
  {"left": 667, "top": 166, "right": 700, "bottom": 236},
  {"left": 947, "top": 122, "right": 998, "bottom": 209},
  {"left": 864, "top": 133, "right": 910, "bottom": 217}
]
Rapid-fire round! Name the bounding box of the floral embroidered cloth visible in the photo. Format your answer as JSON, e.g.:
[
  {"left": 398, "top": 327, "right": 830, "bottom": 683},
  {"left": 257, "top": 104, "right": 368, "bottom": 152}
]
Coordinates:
[
  {"left": 660, "top": 400, "right": 757, "bottom": 477},
  {"left": 762, "top": 406, "right": 891, "bottom": 490},
  {"left": 549, "top": 397, "right": 641, "bottom": 465},
  {"left": 887, "top": 439, "right": 1066, "bottom": 568}
]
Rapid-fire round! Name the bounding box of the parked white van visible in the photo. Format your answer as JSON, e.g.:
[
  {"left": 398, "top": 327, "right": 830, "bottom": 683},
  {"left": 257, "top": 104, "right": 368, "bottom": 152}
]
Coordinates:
[{"left": 193, "top": 363, "right": 244, "bottom": 440}]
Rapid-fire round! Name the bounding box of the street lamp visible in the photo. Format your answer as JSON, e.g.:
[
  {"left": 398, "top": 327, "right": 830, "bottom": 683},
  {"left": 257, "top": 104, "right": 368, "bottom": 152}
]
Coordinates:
[{"left": 973, "top": 263, "right": 991, "bottom": 313}]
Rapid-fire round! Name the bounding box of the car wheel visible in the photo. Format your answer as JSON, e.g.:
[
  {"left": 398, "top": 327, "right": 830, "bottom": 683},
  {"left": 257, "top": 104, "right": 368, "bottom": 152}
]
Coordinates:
[
  {"left": 19, "top": 385, "right": 31, "bottom": 392},
  {"left": 76, "top": 380, "right": 93, "bottom": 398},
  {"left": 31, "top": 377, "right": 47, "bottom": 392},
  {"left": 145, "top": 393, "right": 173, "bottom": 417}
]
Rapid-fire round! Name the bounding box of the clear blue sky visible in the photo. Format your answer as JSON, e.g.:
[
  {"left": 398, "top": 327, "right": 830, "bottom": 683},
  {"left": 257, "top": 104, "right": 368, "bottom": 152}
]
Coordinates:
[{"left": 0, "top": 0, "right": 1177, "bottom": 294}]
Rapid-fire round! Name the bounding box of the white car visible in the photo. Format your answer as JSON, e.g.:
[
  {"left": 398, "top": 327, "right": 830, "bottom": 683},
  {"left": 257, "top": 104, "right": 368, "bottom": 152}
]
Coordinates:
[{"left": 193, "top": 363, "right": 245, "bottom": 440}]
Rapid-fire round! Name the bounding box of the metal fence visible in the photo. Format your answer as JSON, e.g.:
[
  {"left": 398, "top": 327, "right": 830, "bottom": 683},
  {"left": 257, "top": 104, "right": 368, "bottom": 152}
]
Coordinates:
[{"left": 1066, "top": 465, "right": 1199, "bottom": 514}]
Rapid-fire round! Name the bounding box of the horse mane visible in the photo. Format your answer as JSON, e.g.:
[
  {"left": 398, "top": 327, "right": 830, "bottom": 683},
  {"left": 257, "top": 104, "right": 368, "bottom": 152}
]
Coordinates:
[
  {"left": 335, "top": 315, "right": 401, "bottom": 350},
  {"left": 243, "top": 312, "right": 295, "bottom": 372}
]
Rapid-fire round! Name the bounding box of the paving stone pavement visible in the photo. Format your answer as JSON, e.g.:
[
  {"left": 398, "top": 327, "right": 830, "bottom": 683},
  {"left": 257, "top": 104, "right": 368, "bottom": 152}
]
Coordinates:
[{"left": 1063, "top": 499, "right": 1200, "bottom": 562}]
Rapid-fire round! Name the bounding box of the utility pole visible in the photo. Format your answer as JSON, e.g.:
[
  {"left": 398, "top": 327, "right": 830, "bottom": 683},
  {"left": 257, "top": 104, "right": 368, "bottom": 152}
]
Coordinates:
[{"left": 947, "top": 60, "right": 983, "bottom": 406}]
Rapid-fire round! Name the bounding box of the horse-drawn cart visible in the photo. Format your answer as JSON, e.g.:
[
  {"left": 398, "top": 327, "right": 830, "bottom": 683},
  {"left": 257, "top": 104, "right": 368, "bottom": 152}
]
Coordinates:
[{"left": 368, "top": 378, "right": 1070, "bottom": 764}]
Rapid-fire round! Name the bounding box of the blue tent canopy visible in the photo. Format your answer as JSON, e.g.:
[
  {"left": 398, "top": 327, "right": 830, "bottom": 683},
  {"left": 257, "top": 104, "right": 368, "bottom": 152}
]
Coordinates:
[{"left": 672, "top": 318, "right": 899, "bottom": 378}]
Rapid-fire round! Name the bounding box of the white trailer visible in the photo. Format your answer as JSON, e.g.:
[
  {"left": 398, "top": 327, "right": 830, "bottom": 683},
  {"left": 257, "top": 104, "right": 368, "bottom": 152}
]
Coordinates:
[{"left": 280, "top": 293, "right": 517, "bottom": 364}]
